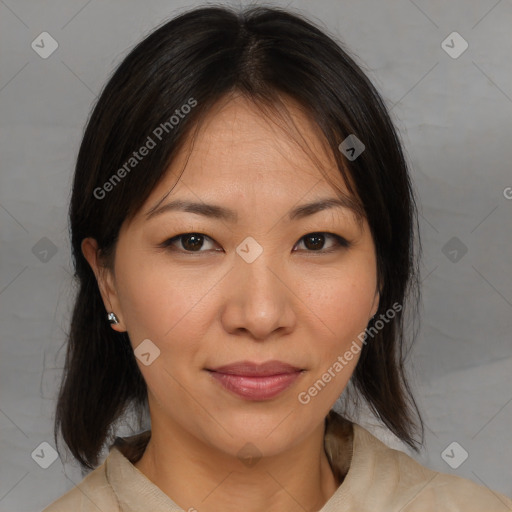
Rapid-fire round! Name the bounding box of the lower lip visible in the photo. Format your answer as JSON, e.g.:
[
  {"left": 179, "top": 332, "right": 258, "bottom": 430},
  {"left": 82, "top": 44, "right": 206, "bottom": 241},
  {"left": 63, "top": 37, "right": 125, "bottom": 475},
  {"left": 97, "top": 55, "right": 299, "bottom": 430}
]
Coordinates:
[{"left": 208, "top": 371, "right": 303, "bottom": 401}]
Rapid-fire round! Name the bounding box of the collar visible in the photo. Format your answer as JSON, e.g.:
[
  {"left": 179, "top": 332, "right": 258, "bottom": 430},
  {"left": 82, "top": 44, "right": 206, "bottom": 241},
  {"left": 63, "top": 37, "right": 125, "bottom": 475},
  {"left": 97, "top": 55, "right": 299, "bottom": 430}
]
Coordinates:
[{"left": 106, "top": 411, "right": 360, "bottom": 512}]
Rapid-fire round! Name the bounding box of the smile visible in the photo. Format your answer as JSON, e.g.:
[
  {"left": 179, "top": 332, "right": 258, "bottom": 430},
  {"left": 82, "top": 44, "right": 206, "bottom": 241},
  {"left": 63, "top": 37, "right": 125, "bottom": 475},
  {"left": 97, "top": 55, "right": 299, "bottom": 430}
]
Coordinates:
[{"left": 206, "top": 360, "right": 305, "bottom": 401}]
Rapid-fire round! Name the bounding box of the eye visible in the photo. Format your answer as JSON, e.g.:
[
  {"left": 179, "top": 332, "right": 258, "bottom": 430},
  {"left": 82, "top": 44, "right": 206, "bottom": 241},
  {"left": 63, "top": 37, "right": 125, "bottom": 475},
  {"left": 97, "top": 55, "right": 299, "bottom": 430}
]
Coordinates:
[
  {"left": 294, "top": 232, "right": 350, "bottom": 253},
  {"left": 160, "top": 233, "right": 218, "bottom": 252},
  {"left": 159, "top": 232, "right": 350, "bottom": 254}
]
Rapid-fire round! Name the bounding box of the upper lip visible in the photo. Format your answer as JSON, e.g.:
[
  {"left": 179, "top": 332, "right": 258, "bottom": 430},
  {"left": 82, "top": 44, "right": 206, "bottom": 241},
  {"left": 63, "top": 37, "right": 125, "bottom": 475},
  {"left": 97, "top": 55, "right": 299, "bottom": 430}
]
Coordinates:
[{"left": 208, "top": 360, "right": 303, "bottom": 376}]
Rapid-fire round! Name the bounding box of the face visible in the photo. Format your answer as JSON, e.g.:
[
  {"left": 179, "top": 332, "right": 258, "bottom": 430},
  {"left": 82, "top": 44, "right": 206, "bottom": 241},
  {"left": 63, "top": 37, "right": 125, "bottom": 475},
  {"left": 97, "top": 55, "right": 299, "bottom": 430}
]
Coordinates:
[{"left": 83, "top": 94, "right": 379, "bottom": 460}]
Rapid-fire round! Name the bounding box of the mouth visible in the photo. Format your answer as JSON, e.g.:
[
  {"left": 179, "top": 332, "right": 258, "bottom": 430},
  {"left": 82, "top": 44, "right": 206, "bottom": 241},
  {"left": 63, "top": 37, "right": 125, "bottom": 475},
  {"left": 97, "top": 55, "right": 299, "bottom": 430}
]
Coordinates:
[{"left": 206, "top": 360, "right": 305, "bottom": 401}]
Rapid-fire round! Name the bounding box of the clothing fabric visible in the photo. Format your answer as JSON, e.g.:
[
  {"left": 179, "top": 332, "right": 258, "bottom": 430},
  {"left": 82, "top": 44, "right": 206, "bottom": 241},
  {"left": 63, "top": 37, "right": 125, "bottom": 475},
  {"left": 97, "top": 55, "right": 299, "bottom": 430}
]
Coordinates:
[{"left": 43, "top": 412, "right": 512, "bottom": 512}]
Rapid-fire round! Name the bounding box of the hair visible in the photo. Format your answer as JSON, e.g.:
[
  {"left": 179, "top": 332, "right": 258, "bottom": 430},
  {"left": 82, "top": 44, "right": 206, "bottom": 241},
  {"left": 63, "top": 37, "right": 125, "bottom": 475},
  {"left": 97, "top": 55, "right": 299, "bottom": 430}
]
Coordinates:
[{"left": 55, "top": 3, "right": 424, "bottom": 471}]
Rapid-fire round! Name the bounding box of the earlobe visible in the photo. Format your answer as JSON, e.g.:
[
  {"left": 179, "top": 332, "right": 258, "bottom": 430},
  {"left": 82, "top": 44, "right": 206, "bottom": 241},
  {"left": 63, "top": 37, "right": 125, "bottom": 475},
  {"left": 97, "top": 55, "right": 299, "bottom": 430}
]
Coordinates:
[
  {"left": 81, "top": 238, "right": 126, "bottom": 332},
  {"left": 370, "top": 289, "right": 380, "bottom": 319}
]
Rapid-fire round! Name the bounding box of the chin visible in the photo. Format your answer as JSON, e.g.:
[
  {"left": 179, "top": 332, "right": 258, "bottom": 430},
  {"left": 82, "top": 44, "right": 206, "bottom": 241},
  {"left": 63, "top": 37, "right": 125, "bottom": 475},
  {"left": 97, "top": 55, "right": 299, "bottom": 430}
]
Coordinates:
[{"left": 196, "top": 407, "right": 319, "bottom": 459}]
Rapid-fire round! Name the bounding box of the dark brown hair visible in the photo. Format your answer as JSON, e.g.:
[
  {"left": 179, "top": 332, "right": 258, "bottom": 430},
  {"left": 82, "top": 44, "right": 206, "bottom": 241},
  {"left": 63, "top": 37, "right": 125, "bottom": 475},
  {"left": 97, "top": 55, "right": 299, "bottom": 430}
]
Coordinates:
[{"left": 55, "top": 3, "right": 424, "bottom": 471}]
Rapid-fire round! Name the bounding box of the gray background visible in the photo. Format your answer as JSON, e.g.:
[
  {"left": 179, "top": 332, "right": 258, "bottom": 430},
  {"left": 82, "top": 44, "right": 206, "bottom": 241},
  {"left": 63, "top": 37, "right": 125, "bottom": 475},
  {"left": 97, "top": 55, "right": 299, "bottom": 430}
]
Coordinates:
[{"left": 1, "top": 0, "right": 511, "bottom": 510}]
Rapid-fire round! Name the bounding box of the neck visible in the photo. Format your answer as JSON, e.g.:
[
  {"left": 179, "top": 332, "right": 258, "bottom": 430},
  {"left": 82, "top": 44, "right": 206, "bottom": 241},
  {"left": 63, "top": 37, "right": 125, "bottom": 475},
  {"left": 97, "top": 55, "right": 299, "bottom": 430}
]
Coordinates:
[{"left": 132, "top": 415, "right": 347, "bottom": 512}]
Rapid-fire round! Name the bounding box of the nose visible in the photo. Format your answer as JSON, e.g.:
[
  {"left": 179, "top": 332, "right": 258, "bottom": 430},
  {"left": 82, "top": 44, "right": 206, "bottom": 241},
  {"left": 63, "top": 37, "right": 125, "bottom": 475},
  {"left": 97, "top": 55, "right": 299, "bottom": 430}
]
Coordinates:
[{"left": 220, "top": 250, "right": 296, "bottom": 341}]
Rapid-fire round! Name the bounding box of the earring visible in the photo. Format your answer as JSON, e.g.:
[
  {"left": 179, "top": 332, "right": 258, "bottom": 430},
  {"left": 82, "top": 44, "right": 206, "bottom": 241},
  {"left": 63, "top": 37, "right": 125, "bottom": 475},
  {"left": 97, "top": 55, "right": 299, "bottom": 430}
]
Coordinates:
[{"left": 107, "top": 312, "right": 120, "bottom": 325}]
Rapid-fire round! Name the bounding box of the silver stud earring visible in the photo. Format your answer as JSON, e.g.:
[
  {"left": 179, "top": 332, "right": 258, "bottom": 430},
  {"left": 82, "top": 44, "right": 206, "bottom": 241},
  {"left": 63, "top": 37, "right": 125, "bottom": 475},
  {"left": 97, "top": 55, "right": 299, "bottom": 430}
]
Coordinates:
[{"left": 107, "top": 312, "right": 120, "bottom": 325}]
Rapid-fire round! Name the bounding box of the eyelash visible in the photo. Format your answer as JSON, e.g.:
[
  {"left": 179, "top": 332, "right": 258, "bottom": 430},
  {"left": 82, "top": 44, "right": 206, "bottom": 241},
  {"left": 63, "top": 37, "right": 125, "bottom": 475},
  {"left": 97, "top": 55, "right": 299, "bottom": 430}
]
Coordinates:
[{"left": 158, "top": 232, "right": 351, "bottom": 254}]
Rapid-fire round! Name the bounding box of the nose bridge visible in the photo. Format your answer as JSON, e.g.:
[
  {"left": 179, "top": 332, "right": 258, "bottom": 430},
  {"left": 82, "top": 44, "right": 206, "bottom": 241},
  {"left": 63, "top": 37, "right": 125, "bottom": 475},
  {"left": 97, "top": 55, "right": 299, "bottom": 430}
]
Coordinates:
[
  {"left": 237, "top": 243, "right": 282, "bottom": 308},
  {"left": 222, "top": 239, "right": 294, "bottom": 339}
]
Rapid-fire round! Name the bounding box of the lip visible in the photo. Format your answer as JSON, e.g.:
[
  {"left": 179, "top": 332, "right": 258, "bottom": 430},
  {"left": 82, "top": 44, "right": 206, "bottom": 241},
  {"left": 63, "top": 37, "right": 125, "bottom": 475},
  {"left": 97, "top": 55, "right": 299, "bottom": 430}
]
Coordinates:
[
  {"left": 207, "top": 360, "right": 304, "bottom": 401},
  {"left": 210, "top": 360, "right": 302, "bottom": 376}
]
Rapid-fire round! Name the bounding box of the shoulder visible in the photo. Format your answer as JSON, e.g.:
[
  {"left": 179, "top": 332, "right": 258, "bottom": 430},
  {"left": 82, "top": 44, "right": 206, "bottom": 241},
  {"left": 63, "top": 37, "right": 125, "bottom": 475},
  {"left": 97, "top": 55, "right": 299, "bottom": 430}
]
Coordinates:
[
  {"left": 351, "top": 423, "right": 512, "bottom": 511},
  {"left": 41, "top": 457, "right": 120, "bottom": 512}
]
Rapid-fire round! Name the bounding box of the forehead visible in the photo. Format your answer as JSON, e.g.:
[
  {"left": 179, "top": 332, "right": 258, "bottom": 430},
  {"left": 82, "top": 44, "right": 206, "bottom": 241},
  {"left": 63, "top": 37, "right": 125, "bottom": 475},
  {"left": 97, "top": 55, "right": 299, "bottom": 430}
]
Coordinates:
[
  {"left": 133, "top": 94, "right": 361, "bottom": 228},
  {"left": 173, "top": 94, "right": 345, "bottom": 189}
]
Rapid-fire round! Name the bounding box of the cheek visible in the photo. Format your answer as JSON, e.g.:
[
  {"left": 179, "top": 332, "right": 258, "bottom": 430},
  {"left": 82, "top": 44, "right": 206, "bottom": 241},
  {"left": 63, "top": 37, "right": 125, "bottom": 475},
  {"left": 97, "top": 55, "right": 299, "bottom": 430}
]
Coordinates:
[
  {"left": 304, "top": 262, "right": 376, "bottom": 335},
  {"left": 114, "top": 255, "right": 211, "bottom": 401},
  {"left": 114, "top": 250, "right": 215, "bottom": 352},
  {"left": 296, "top": 270, "right": 375, "bottom": 408},
  {"left": 299, "top": 255, "right": 377, "bottom": 394}
]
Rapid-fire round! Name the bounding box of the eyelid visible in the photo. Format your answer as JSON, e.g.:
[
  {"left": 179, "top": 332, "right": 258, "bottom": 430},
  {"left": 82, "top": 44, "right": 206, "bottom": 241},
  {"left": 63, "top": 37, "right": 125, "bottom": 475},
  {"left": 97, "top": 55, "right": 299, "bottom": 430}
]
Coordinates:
[
  {"left": 157, "top": 233, "right": 218, "bottom": 252},
  {"left": 157, "top": 232, "right": 352, "bottom": 253},
  {"left": 295, "top": 233, "right": 351, "bottom": 253}
]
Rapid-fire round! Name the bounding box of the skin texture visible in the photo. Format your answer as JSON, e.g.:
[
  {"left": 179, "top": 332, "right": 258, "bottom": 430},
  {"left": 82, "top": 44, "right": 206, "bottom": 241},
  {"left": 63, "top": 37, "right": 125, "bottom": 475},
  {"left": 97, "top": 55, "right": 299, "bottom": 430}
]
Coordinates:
[{"left": 82, "top": 94, "right": 380, "bottom": 512}]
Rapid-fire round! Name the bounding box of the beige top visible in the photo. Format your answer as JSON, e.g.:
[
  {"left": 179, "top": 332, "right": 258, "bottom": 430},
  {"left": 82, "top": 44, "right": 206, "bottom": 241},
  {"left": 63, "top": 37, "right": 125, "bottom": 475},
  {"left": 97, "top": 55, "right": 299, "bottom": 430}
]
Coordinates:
[{"left": 43, "top": 414, "right": 512, "bottom": 512}]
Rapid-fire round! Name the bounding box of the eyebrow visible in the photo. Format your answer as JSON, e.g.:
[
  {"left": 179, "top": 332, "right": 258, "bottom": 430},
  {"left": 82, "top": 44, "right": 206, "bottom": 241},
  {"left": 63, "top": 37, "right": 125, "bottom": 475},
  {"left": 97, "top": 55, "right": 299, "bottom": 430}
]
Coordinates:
[{"left": 145, "top": 196, "right": 363, "bottom": 223}]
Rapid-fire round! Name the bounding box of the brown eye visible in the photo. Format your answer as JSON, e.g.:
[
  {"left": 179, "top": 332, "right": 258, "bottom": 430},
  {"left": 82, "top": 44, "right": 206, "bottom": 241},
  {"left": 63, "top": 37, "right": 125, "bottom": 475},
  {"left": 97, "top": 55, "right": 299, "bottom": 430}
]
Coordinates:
[
  {"left": 160, "top": 233, "right": 218, "bottom": 252},
  {"left": 159, "top": 231, "right": 350, "bottom": 254},
  {"left": 295, "top": 232, "right": 350, "bottom": 252},
  {"left": 303, "top": 233, "right": 325, "bottom": 251},
  {"left": 180, "top": 234, "right": 205, "bottom": 251}
]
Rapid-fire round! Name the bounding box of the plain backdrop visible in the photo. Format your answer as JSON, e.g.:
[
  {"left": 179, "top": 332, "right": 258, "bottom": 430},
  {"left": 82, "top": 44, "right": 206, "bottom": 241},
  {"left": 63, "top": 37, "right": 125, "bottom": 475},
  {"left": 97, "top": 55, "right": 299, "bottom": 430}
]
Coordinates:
[{"left": 0, "top": 0, "right": 511, "bottom": 510}]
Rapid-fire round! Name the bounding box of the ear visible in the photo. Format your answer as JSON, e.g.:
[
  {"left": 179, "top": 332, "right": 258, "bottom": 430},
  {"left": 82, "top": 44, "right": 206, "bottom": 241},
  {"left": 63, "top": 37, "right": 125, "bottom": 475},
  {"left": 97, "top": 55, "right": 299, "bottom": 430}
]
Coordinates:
[
  {"left": 81, "top": 237, "right": 126, "bottom": 332},
  {"left": 370, "top": 287, "right": 380, "bottom": 319}
]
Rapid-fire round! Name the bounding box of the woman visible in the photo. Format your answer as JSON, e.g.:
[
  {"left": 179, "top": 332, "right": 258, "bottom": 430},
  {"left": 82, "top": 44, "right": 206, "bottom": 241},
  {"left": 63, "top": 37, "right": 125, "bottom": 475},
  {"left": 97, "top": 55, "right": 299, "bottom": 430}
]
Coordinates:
[{"left": 43, "top": 5, "right": 512, "bottom": 512}]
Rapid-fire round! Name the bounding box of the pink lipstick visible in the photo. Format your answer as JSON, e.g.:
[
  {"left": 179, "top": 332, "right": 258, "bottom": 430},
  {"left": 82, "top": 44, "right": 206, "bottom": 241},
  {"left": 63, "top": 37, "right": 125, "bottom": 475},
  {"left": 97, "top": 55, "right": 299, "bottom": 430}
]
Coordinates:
[{"left": 207, "top": 360, "right": 304, "bottom": 401}]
